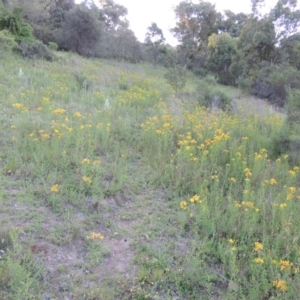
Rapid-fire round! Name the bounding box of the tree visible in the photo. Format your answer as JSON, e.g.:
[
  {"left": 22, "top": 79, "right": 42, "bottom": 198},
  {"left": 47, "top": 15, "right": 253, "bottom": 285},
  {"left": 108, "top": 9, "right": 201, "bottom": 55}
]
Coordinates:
[
  {"left": 279, "top": 33, "right": 300, "bottom": 69},
  {"left": 58, "top": 4, "right": 102, "bottom": 57},
  {"left": 233, "top": 17, "right": 276, "bottom": 79},
  {"left": 172, "top": 0, "right": 217, "bottom": 45},
  {"left": 98, "top": 0, "right": 127, "bottom": 31},
  {"left": 0, "top": 4, "right": 34, "bottom": 43},
  {"left": 270, "top": 0, "right": 300, "bottom": 39},
  {"left": 205, "top": 33, "right": 237, "bottom": 85},
  {"left": 171, "top": 1, "right": 218, "bottom": 70},
  {"left": 144, "top": 22, "right": 165, "bottom": 65},
  {"left": 217, "top": 10, "right": 248, "bottom": 38},
  {"left": 112, "top": 22, "right": 142, "bottom": 62}
]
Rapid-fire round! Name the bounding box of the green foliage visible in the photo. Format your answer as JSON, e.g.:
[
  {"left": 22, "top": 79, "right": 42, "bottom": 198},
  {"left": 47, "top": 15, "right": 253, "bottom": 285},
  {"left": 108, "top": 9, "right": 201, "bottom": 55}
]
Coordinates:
[
  {"left": 0, "top": 29, "right": 18, "bottom": 51},
  {"left": 144, "top": 22, "right": 165, "bottom": 66},
  {"left": 236, "top": 17, "right": 276, "bottom": 78},
  {"left": 217, "top": 10, "right": 248, "bottom": 38},
  {"left": 271, "top": 89, "right": 300, "bottom": 164},
  {"left": 0, "top": 5, "right": 34, "bottom": 43},
  {"left": 251, "top": 64, "right": 300, "bottom": 107},
  {"left": 197, "top": 81, "right": 232, "bottom": 111},
  {"left": 280, "top": 33, "right": 300, "bottom": 70},
  {"left": 19, "top": 40, "right": 54, "bottom": 61},
  {"left": 48, "top": 41, "right": 58, "bottom": 51},
  {"left": 164, "top": 65, "right": 186, "bottom": 94},
  {"left": 206, "top": 33, "right": 237, "bottom": 85},
  {"left": 58, "top": 5, "right": 102, "bottom": 57}
]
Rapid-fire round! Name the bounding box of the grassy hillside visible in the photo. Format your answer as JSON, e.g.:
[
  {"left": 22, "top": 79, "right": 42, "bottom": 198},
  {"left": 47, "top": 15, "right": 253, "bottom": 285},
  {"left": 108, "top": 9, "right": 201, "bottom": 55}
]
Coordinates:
[{"left": 0, "top": 51, "right": 299, "bottom": 299}]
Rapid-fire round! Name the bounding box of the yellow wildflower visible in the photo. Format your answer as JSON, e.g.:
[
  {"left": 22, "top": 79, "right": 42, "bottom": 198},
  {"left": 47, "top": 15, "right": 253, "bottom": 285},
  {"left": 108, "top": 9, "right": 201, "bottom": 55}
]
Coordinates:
[
  {"left": 82, "top": 176, "right": 92, "bottom": 184},
  {"left": 12, "top": 103, "right": 24, "bottom": 109},
  {"left": 230, "top": 177, "right": 236, "bottom": 183},
  {"left": 254, "top": 242, "right": 263, "bottom": 252},
  {"left": 190, "top": 195, "right": 200, "bottom": 203},
  {"left": 289, "top": 187, "right": 296, "bottom": 194},
  {"left": 244, "top": 168, "right": 252, "bottom": 177},
  {"left": 93, "top": 160, "right": 101, "bottom": 165},
  {"left": 227, "top": 239, "right": 235, "bottom": 244},
  {"left": 273, "top": 280, "right": 287, "bottom": 291},
  {"left": 269, "top": 178, "right": 277, "bottom": 185},
  {"left": 254, "top": 258, "right": 264, "bottom": 264},
  {"left": 279, "top": 203, "right": 287, "bottom": 209},
  {"left": 81, "top": 158, "right": 90, "bottom": 164},
  {"left": 289, "top": 170, "right": 296, "bottom": 176},
  {"left": 51, "top": 184, "right": 59, "bottom": 193},
  {"left": 180, "top": 201, "right": 187, "bottom": 210},
  {"left": 86, "top": 232, "right": 104, "bottom": 240},
  {"left": 74, "top": 112, "right": 83, "bottom": 118},
  {"left": 280, "top": 260, "right": 293, "bottom": 271},
  {"left": 52, "top": 108, "right": 66, "bottom": 114},
  {"left": 42, "top": 97, "right": 50, "bottom": 103},
  {"left": 42, "top": 133, "right": 50, "bottom": 140}
]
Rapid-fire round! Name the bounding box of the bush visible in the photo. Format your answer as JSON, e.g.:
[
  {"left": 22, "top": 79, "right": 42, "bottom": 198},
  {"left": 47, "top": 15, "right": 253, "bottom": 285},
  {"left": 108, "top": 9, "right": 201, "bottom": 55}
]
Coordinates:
[
  {"left": 203, "top": 74, "right": 218, "bottom": 85},
  {"left": 251, "top": 65, "right": 300, "bottom": 107},
  {"left": 271, "top": 89, "right": 300, "bottom": 165},
  {"left": 0, "top": 6, "right": 34, "bottom": 43},
  {"left": 48, "top": 42, "right": 58, "bottom": 51},
  {"left": 0, "top": 29, "right": 18, "bottom": 51},
  {"left": 19, "top": 40, "right": 54, "bottom": 61},
  {"left": 164, "top": 65, "right": 186, "bottom": 94},
  {"left": 197, "top": 81, "right": 232, "bottom": 111}
]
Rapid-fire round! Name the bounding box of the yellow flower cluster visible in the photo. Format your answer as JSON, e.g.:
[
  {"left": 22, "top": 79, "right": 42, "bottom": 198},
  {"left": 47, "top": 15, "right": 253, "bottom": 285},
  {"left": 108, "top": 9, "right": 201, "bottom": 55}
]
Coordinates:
[
  {"left": 254, "top": 258, "right": 264, "bottom": 264},
  {"left": 280, "top": 260, "right": 293, "bottom": 271},
  {"left": 52, "top": 108, "right": 66, "bottom": 115},
  {"left": 82, "top": 176, "right": 92, "bottom": 184},
  {"left": 286, "top": 186, "right": 297, "bottom": 200},
  {"left": 180, "top": 201, "right": 187, "bottom": 210},
  {"left": 189, "top": 195, "right": 201, "bottom": 203},
  {"left": 51, "top": 184, "right": 59, "bottom": 193},
  {"left": 81, "top": 158, "right": 91, "bottom": 164},
  {"left": 235, "top": 201, "right": 259, "bottom": 212},
  {"left": 254, "top": 242, "right": 263, "bottom": 252},
  {"left": 74, "top": 112, "right": 83, "bottom": 118},
  {"left": 86, "top": 232, "right": 104, "bottom": 240},
  {"left": 244, "top": 168, "right": 252, "bottom": 177},
  {"left": 273, "top": 280, "right": 287, "bottom": 291}
]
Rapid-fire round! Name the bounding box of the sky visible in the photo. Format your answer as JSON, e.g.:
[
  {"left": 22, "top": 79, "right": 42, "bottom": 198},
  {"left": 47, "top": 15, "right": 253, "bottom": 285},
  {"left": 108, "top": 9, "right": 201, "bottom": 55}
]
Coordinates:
[{"left": 75, "top": 0, "right": 279, "bottom": 45}]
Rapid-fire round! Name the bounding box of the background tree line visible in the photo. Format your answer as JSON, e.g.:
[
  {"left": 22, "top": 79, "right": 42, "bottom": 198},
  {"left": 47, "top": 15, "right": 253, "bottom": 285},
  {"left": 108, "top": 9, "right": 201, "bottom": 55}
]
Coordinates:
[{"left": 0, "top": 0, "right": 143, "bottom": 61}]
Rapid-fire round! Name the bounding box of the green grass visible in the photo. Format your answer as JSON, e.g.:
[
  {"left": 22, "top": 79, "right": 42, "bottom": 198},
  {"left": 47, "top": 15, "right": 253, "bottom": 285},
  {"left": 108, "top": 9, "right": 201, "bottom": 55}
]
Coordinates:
[{"left": 0, "top": 50, "right": 299, "bottom": 299}]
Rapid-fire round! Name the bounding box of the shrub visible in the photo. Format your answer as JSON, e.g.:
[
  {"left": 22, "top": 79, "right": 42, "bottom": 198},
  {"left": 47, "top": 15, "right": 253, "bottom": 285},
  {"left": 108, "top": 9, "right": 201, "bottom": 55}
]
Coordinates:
[
  {"left": 271, "top": 89, "right": 300, "bottom": 164},
  {"left": 203, "top": 74, "right": 218, "bottom": 85},
  {"left": 251, "top": 65, "right": 300, "bottom": 107},
  {"left": 48, "top": 42, "right": 58, "bottom": 51},
  {"left": 164, "top": 65, "right": 186, "bottom": 94},
  {"left": 0, "top": 5, "right": 34, "bottom": 43},
  {"left": 19, "top": 40, "right": 54, "bottom": 61},
  {"left": 197, "top": 81, "right": 232, "bottom": 111},
  {"left": 0, "top": 29, "right": 18, "bottom": 51}
]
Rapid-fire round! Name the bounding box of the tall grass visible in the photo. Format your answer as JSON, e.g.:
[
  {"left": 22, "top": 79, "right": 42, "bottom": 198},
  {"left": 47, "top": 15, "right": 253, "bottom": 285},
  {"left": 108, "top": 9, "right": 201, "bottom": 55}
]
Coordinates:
[{"left": 0, "top": 51, "right": 299, "bottom": 299}]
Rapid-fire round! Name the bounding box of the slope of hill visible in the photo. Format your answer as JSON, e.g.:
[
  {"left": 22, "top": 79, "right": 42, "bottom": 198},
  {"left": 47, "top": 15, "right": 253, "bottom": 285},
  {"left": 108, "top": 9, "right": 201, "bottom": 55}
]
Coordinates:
[{"left": 0, "top": 51, "right": 299, "bottom": 299}]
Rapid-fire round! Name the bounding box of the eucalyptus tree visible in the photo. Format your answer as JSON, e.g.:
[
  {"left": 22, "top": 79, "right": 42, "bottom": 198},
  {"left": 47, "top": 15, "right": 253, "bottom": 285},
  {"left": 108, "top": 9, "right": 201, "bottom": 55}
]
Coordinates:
[{"left": 144, "top": 22, "right": 165, "bottom": 65}]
